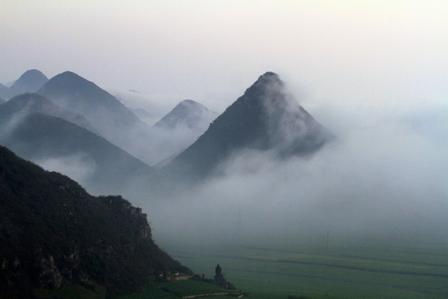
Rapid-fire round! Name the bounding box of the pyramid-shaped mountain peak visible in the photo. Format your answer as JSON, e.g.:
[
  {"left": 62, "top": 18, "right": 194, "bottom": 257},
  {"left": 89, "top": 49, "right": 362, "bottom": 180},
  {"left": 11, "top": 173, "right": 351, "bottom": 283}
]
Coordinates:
[
  {"left": 250, "top": 71, "right": 282, "bottom": 89},
  {"left": 166, "top": 72, "right": 330, "bottom": 178}
]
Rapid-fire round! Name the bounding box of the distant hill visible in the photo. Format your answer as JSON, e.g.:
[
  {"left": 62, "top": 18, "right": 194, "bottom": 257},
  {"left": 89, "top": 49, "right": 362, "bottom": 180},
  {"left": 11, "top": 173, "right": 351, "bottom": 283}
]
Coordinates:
[
  {"left": 114, "top": 90, "right": 166, "bottom": 125},
  {"left": 165, "top": 72, "right": 330, "bottom": 178},
  {"left": 0, "top": 93, "right": 94, "bottom": 132},
  {"left": 0, "top": 146, "right": 189, "bottom": 299},
  {"left": 148, "top": 100, "right": 218, "bottom": 166},
  {"left": 155, "top": 99, "right": 217, "bottom": 131},
  {"left": 0, "top": 112, "right": 152, "bottom": 195},
  {"left": 0, "top": 83, "right": 11, "bottom": 99},
  {"left": 9, "top": 69, "right": 48, "bottom": 97},
  {"left": 39, "top": 71, "right": 147, "bottom": 150}
]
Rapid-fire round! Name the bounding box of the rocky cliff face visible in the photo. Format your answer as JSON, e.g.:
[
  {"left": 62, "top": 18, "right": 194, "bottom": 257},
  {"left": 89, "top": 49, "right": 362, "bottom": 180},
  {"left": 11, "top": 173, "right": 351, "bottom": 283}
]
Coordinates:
[{"left": 0, "top": 146, "right": 189, "bottom": 299}]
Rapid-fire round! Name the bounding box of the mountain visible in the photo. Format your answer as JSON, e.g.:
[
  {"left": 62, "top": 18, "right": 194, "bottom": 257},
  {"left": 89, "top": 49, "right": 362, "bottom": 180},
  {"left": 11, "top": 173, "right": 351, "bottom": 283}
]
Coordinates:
[
  {"left": 38, "top": 71, "right": 146, "bottom": 148},
  {"left": 148, "top": 100, "right": 218, "bottom": 166},
  {"left": 0, "top": 83, "right": 11, "bottom": 99},
  {"left": 0, "top": 113, "right": 152, "bottom": 195},
  {"left": 0, "top": 93, "right": 94, "bottom": 132},
  {"left": 165, "top": 72, "right": 330, "bottom": 178},
  {"left": 9, "top": 69, "right": 48, "bottom": 97},
  {"left": 154, "top": 99, "right": 218, "bottom": 131},
  {"left": 0, "top": 146, "right": 189, "bottom": 299}
]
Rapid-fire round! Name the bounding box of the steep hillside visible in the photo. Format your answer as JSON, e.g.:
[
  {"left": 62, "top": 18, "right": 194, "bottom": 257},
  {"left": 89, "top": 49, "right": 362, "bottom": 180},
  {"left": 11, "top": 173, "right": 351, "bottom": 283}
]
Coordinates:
[
  {"left": 0, "top": 146, "right": 189, "bottom": 299},
  {"left": 166, "top": 72, "right": 330, "bottom": 178}
]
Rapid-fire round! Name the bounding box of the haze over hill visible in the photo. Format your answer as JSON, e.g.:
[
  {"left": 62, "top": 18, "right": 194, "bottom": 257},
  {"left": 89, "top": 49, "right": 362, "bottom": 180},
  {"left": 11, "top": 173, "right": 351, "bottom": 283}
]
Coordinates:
[
  {"left": 39, "top": 71, "right": 143, "bottom": 141},
  {"left": 114, "top": 90, "right": 169, "bottom": 125},
  {"left": 0, "top": 93, "right": 93, "bottom": 132},
  {"left": 9, "top": 69, "right": 48, "bottom": 97},
  {"left": 150, "top": 99, "right": 218, "bottom": 166},
  {"left": 2, "top": 2, "right": 448, "bottom": 298},
  {"left": 155, "top": 99, "right": 217, "bottom": 131},
  {"left": 0, "top": 84, "right": 10, "bottom": 99},
  {"left": 0, "top": 69, "right": 48, "bottom": 99},
  {"left": 0, "top": 102, "right": 152, "bottom": 195}
]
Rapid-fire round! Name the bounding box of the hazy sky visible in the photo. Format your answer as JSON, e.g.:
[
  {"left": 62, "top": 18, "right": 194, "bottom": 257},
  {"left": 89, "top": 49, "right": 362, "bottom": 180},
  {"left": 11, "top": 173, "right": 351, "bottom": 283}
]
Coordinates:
[{"left": 1, "top": 0, "right": 447, "bottom": 112}]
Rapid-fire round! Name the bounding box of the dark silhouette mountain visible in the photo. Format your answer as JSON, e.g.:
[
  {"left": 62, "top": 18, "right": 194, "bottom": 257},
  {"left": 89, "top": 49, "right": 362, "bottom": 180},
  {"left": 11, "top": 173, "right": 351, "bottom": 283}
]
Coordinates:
[
  {"left": 165, "top": 72, "right": 330, "bottom": 178},
  {"left": 0, "top": 146, "right": 189, "bottom": 299},
  {"left": 38, "top": 71, "right": 146, "bottom": 148},
  {"left": 0, "top": 93, "right": 94, "bottom": 132},
  {"left": 9, "top": 69, "right": 48, "bottom": 97},
  {"left": 0, "top": 113, "right": 152, "bottom": 195},
  {"left": 154, "top": 99, "right": 217, "bottom": 131}
]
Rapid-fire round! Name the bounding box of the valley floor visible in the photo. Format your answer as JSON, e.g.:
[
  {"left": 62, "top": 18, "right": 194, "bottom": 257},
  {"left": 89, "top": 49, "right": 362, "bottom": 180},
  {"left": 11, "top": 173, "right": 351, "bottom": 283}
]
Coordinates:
[
  {"left": 160, "top": 238, "right": 448, "bottom": 299},
  {"left": 35, "top": 280, "right": 243, "bottom": 299}
]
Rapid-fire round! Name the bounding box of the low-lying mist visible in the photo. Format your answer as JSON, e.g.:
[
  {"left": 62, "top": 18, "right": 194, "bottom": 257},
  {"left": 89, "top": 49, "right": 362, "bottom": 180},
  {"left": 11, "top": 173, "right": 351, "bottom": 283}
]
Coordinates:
[
  {"left": 36, "top": 154, "right": 97, "bottom": 186},
  {"left": 146, "top": 99, "right": 448, "bottom": 246}
]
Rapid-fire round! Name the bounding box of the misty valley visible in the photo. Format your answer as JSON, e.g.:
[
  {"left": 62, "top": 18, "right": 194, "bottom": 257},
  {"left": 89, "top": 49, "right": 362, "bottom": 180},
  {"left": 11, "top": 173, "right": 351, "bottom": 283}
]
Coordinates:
[
  {"left": 1, "top": 3, "right": 448, "bottom": 298},
  {"left": 1, "top": 68, "right": 447, "bottom": 299}
]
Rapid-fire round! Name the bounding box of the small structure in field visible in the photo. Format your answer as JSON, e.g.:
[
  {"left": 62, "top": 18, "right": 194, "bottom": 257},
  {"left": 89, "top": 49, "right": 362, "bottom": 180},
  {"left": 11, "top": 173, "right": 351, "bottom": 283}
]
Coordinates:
[{"left": 214, "top": 264, "right": 235, "bottom": 290}]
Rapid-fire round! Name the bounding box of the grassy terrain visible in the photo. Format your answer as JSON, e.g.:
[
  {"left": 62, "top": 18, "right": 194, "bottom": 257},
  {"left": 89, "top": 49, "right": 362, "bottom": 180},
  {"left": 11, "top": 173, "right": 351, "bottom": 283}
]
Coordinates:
[
  {"left": 35, "top": 280, "right": 240, "bottom": 299},
  {"left": 32, "top": 237, "right": 448, "bottom": 299},
  {"left": 117, "top": 280, "right": 241, "bottom": 299},
  {"left": 160, "top": 239, "right": 448, "bottom": 299}
]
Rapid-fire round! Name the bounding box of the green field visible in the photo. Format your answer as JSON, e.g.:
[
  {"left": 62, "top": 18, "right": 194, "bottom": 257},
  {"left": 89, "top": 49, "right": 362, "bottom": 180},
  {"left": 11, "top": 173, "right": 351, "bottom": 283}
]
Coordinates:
[
  {"left": 161, "top": 239, "right": 448, "bottom": 299},
  {"left": 36, "top": 280, "right": 241, "bottom": 299},
  {"left": 118, "top": 280, "right": 242, "bottom": 299},
  {"left": 33, "top": 237, "right": 448, "bottom": 299}
]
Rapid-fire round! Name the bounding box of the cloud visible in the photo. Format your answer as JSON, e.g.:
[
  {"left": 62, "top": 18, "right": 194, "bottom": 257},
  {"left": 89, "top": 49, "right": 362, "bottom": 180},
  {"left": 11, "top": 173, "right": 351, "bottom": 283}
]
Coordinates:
[
  {"left": 36, "top": 153, "right": 97, "bottom": 185},
  {"left": 147, "top": 99, "right": 448, "bottom": 244}
]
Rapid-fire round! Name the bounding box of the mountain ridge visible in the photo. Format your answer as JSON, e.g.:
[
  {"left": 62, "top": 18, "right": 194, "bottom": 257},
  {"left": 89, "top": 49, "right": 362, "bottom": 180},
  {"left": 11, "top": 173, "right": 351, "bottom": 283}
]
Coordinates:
[
  {"left": 38, "top": 71, "right": 155, "bottom": 163},
  {"left": 164, "top": 72, "right": 329, "bottom": 179},
  {"left": 39, "top": 71, "right": 140, "bottom": 124},
  {"left": 9, "top": 69, "right": 48, "bottom": 97},
  {"left": 0, "top": 93, "right": 94, "bottom": 132},
  {"left": 0, "top": 112, "right": 153, "bottom": 195}
]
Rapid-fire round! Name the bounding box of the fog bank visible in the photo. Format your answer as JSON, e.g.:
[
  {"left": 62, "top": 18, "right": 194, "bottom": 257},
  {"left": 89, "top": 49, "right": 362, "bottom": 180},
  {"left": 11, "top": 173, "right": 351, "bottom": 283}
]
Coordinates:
[{"left": 148, "top": 99, "right": 448, "bottom": 245}]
